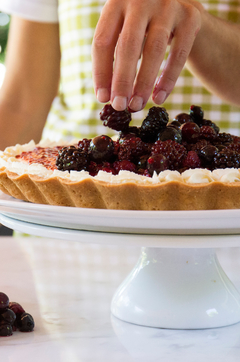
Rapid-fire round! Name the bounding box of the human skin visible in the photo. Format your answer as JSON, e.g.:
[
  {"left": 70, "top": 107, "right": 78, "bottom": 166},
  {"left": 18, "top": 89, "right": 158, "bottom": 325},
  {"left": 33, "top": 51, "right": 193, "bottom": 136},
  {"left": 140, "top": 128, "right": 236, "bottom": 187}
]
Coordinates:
[
  {"left": 0, "top": 17, "right": 60, "bottom": 150},
  {"left": 91, "top": 0, "right": 240, "bottom": 111}
]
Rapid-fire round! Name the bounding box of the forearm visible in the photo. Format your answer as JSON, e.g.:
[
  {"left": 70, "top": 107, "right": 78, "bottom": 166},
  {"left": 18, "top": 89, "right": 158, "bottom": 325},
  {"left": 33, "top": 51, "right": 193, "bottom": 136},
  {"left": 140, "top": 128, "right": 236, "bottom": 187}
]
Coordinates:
[
  {"left": 187, "top": 8, "right": 240, "bottom": 106},
  {"left": 0, "top": 17, "right": 61, "bottom": 150}
]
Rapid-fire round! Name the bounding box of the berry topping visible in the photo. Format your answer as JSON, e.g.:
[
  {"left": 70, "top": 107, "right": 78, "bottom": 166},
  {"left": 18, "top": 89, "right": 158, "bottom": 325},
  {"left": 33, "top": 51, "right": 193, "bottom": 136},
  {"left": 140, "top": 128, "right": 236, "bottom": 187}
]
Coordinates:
[
  {"left": 158, "top": 126, "right": 182, "bottom": 143},
  {"left": 174, "top": 113, "right": 192, "bottom": 125},
  {"left": 118, "top": 136, "right": 149, "bottom": 163},
  {"left": 100, "top": 104, "right": 131, "bottom": 131},
  {"left": 140, "top": 106, "right": 169, "bottom": 143},
  {"left": 113, "top": 160, "right": 137, "bottom": 173},
  {"left": 151, "top": 140, "right": 187, "bottom": 170},
  {"left": 199, "top": 145, "right": 218, "bottom": 164},
  {"left": 189, "top": 105, "right": 204, "bottom": 124},
  {"left": 200, "top": 125, "right": 217, "bottom": 141},
  {"left": 89, "top": 135, "right": 114, "bottom": 162},
  {"left": 182, "top": 151, "right": 202, "bottom": 169},
  {"left": 180, "top": 122, "right": 200, "bottom": 143},
  {"left": 56, "top": 146, "right": 88, "bottom": 172},
  {"left": 147, "top": 154, "right": 168, "bottom": 175},
  {"left": 213, "top": 150, "right": 240, "bottom": 169}
]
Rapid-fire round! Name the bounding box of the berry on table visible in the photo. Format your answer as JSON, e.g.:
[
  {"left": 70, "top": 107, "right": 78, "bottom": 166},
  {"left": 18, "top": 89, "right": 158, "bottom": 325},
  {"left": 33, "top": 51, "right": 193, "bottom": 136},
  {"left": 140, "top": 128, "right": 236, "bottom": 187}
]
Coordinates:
[{"left": 0, "top": 292, "right": 9, "bottom": 311}]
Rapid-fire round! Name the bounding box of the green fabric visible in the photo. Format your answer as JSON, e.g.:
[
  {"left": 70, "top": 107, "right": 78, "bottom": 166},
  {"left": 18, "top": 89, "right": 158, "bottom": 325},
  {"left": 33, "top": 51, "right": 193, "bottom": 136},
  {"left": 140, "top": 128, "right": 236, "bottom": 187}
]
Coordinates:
[{"left": 42, "top": 0, "right": 240, "bottom": 141}]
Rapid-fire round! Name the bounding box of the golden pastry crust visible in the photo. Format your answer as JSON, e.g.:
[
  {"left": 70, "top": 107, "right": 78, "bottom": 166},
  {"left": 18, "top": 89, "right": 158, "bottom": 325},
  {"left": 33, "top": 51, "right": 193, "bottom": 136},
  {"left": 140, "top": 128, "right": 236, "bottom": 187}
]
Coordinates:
[{"left": 1, "top": 165, "right": 240, "bottom": 210}]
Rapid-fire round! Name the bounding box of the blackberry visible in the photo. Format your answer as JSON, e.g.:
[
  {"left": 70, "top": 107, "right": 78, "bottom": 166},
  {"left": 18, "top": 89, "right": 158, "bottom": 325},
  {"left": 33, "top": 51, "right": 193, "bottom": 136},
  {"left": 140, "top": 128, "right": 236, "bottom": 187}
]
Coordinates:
[
  {"left": 118, "top": 137, "right": 149, "bottom": 163},
  {"left": 213, "top": 150, "right": 240, "bottom": 169},
  {"left": 151, "top": 140, "right": 187, "bottom": 170},
  {"left": 148, "top": 106, "right": 169, "bottom": 124},
  {"left": 226, "top": 143, "right": 240, "bottom": 153},
  {"left": 113, "top": 160, "right": 137, "bottom": 174},
  {"left": 213, "top": 132, "right": 233, "bottom": 146},
  {"left": 100, "top": 104, "right": 131, "bottom": 131},
  {"left": 56, "top": 146, "right": 88, "bottom": 172},
  {"left": 140, "top": 107, "right": 169, "bottom": 143},
  {"left": 77, "top": 138, "right": 91, "bottom": 154}
]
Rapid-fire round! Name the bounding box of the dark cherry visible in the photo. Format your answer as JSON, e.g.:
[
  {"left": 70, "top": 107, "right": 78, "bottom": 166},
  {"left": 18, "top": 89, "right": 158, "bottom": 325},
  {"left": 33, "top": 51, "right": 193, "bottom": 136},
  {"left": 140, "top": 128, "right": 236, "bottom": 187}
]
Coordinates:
[
  {"left": 167, "top": 120, "right": 182, "bottom": 129},
  {"left": 0, "top": 292, "right": 9, "bottom": 311},
  {"left": 0, "top": 308, "right": 16, "bottom": 326},
  {"left": 89, "top": 135, "right": 114, "bottom": 162},
  {"left": 199, "top": 145, "right": 218, "bottom": 163},
  {"left": 180, "top": 122, "right": 200, "bottom": 143},
  {"left": 174, "top": 113, "right": 192, "bottom": 125},
  {"left": 8, "top": 302, "right": 25, "bottom": 316},
  {"left": 0, "top": 324, "right": 12, "bottom": 337},
  {"left": 189, "top": 105, "right": 204, "bottom": 124},
  {"left": 158, "top": 127, "right": 182, "bottom": 144},
  {"left": 147, "top": 154, "right": 168, "bottom": 175},
  {"left": 18, "top": 312, "right": 35, "bottom": 332}
]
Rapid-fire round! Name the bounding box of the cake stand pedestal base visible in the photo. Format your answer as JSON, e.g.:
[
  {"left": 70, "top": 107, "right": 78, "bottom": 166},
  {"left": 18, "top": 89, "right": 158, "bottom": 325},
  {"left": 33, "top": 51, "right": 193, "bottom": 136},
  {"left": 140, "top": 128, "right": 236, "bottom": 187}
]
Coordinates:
[{"left": 111, "top": 247, "right": 240, "bottom": 329}]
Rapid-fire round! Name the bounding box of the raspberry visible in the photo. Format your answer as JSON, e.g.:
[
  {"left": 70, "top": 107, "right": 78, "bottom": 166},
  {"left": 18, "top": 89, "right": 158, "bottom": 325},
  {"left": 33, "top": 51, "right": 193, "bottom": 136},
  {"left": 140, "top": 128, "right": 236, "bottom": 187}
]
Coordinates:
[
  {"left": 56, "top": 146, "right": 88, "bottom": 172},
  {"left": 100, "top": 104, "right": 131, "bottom": 131},
  {"left": 113, "top": 160, "right": 137, "bottom": 174},
  {"left": 151, "top": 140, "right": 187, "bottom": 170},
  {"left": 118, "top": 137, "right": 149, "bottom": 163},
  {"left": 200, "top": 125, "right": 217, "bottom": 141},
  {"left": 213, "top": 150, "right": 240, "bottom": 169},
  {"left": 202, "top": 119, "right": 219, "bottom": 134},
  {"left": 182, "top": 151, "right": 202, "bottom": 169}
]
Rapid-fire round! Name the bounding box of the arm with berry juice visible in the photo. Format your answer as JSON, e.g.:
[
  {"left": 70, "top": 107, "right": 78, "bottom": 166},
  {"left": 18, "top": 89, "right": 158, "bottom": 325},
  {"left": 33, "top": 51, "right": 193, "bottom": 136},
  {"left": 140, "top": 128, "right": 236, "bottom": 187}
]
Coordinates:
[
  {"left": 0, "top": 16, "right": 61, "bottom": 151},
  {"left": 91, "top": 0, "right": 240, "bottom": 112}
]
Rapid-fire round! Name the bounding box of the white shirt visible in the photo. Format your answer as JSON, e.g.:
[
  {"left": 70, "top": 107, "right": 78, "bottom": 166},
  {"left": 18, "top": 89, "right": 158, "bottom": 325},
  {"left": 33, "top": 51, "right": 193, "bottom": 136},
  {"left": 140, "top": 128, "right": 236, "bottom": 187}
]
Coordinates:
[{"left": 0, "top": 0, "right": 58, "bottom": 23}]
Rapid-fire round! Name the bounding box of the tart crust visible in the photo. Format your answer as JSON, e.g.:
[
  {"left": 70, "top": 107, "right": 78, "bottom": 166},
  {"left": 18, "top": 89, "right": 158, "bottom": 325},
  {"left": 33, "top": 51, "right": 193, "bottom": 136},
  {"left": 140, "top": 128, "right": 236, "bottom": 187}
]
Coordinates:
[
  {"left": 0, "top": 165, "right": 240, "bottom": 210},
  {"left": 1, "top": 141, "right": 240, "bottom": 210}
]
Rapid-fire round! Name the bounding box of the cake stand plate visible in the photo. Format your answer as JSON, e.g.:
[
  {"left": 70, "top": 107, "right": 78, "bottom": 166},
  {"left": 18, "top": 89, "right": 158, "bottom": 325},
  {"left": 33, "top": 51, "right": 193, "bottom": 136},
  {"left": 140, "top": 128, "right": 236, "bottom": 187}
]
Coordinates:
[{"left": 1, "top": 213, "right": 240, "bottom": 330}]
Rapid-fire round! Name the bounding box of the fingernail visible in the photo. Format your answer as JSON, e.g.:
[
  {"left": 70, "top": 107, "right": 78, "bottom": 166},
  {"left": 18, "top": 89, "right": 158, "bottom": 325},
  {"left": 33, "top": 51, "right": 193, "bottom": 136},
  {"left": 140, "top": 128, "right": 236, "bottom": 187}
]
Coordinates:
[
  {"left": 128, "top": 96, "right": 144, "bottom": 112},
  {"left": 153, "top": 90, "right": 167, "bottom": 104},
  {"left": 112, "top": 96, "right": 127, "bottom": 111},
  {"left": 97, "top": 88, "right": 110, "bottom": 103}
]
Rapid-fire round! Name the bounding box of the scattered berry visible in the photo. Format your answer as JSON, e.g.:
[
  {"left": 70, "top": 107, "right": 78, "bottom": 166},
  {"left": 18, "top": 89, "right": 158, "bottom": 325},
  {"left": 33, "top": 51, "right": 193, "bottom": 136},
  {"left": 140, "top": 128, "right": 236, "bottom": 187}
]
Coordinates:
[
  {"left": 18, "top": 313, "right": 35, "bottom": 332},
  {"left": 0, "top": 292, "right": 9, "bottom": 311}
]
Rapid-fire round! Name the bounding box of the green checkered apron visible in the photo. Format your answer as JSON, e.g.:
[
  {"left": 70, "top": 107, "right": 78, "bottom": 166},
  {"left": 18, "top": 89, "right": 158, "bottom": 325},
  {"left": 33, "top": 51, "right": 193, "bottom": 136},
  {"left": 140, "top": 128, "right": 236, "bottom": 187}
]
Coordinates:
[{"left": 42, "top": 0, "right": 240, "bottom": 141}]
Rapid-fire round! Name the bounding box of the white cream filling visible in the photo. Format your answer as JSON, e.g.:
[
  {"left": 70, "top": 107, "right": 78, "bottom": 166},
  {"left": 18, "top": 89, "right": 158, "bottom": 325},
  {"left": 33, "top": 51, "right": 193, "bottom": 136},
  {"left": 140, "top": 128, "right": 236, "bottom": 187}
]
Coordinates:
[{"left": 0, "top": 140, "right": 240, "bottom": 184}]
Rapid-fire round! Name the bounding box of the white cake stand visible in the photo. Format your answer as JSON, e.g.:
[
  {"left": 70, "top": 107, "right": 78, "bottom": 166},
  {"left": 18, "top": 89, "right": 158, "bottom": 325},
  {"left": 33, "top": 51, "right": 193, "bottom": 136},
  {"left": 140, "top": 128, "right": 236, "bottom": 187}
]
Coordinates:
[{"left": 1, "top": 205, "right": 240, "bottom": 330}]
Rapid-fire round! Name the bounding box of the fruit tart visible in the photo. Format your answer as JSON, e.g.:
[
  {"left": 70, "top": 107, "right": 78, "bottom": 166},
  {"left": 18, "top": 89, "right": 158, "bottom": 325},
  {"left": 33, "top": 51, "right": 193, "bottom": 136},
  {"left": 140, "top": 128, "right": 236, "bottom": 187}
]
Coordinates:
[{"left": 1, "top": 104, "right": 240, "bottom": 210}]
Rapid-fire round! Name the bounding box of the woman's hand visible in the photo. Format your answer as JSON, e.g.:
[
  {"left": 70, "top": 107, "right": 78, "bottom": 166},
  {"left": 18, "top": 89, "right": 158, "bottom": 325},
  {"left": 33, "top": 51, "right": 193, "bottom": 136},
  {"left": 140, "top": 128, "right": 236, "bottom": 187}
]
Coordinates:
[{"left": 91, "top": 0, "right": 203, "bottom": 111}]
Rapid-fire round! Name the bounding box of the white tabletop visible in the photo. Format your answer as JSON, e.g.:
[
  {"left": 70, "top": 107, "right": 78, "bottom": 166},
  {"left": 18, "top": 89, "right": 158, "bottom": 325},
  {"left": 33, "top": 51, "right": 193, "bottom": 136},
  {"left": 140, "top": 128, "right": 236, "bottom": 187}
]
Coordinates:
[{"left": 1, "top": 235, "right": 240, "bottom": 361}]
